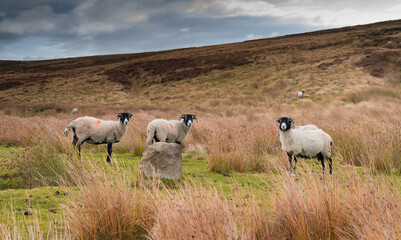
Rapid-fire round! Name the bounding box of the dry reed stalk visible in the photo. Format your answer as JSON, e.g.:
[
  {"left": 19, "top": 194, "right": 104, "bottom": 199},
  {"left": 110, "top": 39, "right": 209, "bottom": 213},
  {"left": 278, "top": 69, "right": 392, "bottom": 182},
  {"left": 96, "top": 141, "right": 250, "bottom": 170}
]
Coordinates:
[{"left": 61, "top": 161, "right": 153, "bottom": 240}]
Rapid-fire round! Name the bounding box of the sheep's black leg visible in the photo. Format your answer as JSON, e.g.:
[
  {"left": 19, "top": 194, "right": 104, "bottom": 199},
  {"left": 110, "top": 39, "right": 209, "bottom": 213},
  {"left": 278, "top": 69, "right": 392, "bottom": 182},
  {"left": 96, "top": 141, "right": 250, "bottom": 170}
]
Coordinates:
[
  {"left": 76, "top": 143, "right": 82, "bottom": 158},
  {"left": 327, "top": 156, "right": 333, "bottom": 175},
  {"left": 72, "top": 128, "right": 82, "bottom": 158},
  {"left": 287, "top": 152, "right": 294, "bottom": 174},
  {"left": 317, "top": 153, "right": 325, "bottom": 173},
  {"left": 107, "top": 143, "right": 112, "bottom": 162},
  {"left": 72, "top": 135, "right": 78, "bottom": 147},
  {"left": 154, "top": 131, "right": 159, "bottom": 143}
]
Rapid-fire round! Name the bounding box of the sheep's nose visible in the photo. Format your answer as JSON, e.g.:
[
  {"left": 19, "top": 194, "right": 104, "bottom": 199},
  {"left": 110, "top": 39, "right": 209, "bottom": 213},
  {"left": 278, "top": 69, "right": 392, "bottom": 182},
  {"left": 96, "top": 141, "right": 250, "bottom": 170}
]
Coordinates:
[
  {"left": 124, "top": 119, "right": 129, "bottom": 124},
  {"left": 188, "top": 120, "right": 192, "bottom": 126},
  {"left": 280, "top": 123, "right": 287, "bottom": 130}
]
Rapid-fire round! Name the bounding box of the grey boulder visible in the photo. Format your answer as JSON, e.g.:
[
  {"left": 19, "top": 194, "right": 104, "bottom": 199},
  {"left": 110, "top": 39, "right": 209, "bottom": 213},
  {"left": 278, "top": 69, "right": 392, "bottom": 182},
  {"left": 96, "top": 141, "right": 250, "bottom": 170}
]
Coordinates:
[{"left": 139, "top": 142, "right": 182, "bottom": 179}]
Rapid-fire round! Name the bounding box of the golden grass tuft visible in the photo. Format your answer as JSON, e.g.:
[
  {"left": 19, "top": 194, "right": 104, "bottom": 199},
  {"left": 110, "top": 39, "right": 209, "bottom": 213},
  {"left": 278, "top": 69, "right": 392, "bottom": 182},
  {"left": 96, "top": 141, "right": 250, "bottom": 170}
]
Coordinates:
[
  {"left": 269, "top": 168, "right": 401, "bottom": 239},
  {"left": 149, "top": 182, "right": 242, "bottom": 240},
  {"left": 62, "top": 162, "right": 153, "bottom": 240}
]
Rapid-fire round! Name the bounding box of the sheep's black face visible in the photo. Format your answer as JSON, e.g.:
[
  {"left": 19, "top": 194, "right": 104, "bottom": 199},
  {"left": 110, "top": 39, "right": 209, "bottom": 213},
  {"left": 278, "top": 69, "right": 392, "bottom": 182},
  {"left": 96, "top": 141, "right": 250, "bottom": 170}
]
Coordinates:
[
  {"left": 181, "top": 114, "right": 197, "bottom": 127},
  {"left": 276, "top": 117, "right": 294, "bottom": 131},
  {"left": 117, "top": 112, "right": 133, "bottom": 125}
]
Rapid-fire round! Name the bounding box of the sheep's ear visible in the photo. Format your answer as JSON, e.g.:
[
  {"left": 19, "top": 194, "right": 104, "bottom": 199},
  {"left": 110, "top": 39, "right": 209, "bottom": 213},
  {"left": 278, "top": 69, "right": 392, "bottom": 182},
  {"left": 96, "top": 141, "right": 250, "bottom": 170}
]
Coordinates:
[
  {"left": 128, "top": 113, "right": 133, "bottom": 118},
  {"left": 180, "top": 114, "right": 185, "bottom": 119},
  {"left": 117, "top": 113, "right": 122, "bottom": 118},
  {"left": 193, "top": 115, "right": 198, "bottom": 122},
  {"left": 275, "top": 119, "right": 280, "bottom": 123}
]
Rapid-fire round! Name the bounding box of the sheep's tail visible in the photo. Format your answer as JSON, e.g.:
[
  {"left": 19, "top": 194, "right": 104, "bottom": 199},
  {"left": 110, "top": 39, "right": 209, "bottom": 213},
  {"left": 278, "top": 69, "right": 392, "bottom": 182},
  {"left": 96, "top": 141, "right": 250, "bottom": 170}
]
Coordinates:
[
  {"left": 64, "top": 123, "right": 74, "bottom": 137},
  {"left": 146, "top": 126, "right": 156, "bottom": 146}
]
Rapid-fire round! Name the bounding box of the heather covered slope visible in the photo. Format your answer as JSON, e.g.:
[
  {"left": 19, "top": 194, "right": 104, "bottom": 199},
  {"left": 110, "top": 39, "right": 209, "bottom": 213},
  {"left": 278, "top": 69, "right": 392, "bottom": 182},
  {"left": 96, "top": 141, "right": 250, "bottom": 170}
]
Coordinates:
[{"left": 1, "top": 19, "right": 401, "bottom": 107}]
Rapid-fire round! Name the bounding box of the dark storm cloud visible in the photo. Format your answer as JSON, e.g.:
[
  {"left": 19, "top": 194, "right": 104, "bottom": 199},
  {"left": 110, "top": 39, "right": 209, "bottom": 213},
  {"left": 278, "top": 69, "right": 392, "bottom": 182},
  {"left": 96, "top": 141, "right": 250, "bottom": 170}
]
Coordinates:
[
  {"left": 0, "top": 0, "right": 192, "bottom": 37},
  {"left": 0, "top": 0, "right": 191, "bottom": 54},
  {"left": 0, "top": 0, "right": 400, "bottom": 59}
]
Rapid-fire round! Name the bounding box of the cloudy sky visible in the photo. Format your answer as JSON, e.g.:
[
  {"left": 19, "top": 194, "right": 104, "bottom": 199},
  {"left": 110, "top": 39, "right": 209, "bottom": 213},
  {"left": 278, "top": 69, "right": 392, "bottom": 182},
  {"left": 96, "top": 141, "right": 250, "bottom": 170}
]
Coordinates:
[{"left": 0, "top": 0, "right": 400, "bottom": 60}]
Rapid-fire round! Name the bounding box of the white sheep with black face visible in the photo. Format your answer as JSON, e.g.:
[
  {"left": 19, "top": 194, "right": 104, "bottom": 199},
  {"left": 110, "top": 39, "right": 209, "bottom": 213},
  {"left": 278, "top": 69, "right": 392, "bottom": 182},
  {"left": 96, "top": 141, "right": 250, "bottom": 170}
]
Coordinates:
[
  {"left": 146, "top": 114, "right": 197, "bottom": 146},
  {"left": 298, "top": 91, "right": 305, "bottom": 98},
  {"left": 276, "top": 117, "right": 333, "bottom": 175},
  {"left": 64, "top": 112, "right": 133, "bottom": 162},
  {"left": 294, "top": 124, "right": 319, "bottom": 130}
]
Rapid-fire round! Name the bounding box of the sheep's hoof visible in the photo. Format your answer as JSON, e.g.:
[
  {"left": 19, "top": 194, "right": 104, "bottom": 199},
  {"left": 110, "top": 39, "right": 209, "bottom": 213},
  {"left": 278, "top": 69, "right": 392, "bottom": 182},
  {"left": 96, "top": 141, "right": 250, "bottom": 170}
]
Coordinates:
[{"left": 106, "top": 158, "right": 111, "bottom": 163}]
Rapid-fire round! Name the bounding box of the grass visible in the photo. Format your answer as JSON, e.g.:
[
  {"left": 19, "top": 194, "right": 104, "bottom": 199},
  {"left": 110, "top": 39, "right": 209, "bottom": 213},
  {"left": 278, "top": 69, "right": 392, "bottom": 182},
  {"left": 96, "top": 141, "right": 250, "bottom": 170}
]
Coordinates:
[
  {"left": 1, "top": 142, "right": 401, "bottom": 239},
  {"left": 0, "top": 147, "right": 271, "bottom": 235},
  {"left": 1, "top": 19, "right": 401, "bottom": 239},
  {"left": 384, "top": 56, "right": 401, "bottom": 84}
]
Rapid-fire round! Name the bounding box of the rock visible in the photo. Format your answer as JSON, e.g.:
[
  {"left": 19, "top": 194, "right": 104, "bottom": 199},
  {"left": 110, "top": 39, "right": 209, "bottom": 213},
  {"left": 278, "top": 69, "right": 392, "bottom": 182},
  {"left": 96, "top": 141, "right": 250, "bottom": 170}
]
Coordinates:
[
  {"left": 223, "top": 173, "right": 230, "bottom": 177},
  {"left": 71, "top": 108, "right": 78, "bottom": 114},
  {"left": 139, "top": 142, "right": 182, "bottom": 179},
  {"left": 24, "top": 211, "right": 33, "bottom": 216}
]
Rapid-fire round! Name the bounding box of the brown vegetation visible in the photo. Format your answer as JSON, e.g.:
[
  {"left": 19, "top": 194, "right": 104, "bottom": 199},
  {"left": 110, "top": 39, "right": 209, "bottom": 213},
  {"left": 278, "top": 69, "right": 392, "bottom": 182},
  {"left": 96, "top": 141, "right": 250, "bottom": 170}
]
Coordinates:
[
  {"left": 1, "top": 19, "right": 401, "bottom": 105},
  {"left": 355, "top": 51, "right": 401, "bottom": 77},
  {"left": 1, "top": 19, "right": 401, "bottom": 239}
]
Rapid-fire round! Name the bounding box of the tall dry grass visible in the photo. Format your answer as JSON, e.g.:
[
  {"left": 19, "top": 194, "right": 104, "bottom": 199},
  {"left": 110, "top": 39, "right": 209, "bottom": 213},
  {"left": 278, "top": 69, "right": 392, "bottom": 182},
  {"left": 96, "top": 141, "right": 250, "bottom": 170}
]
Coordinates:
[
  {"left": 146, "top": 165, "right": 401, "bottom": 239},
  {"left": 187, "top": 102, "right": 401, "bottom": 174},
  {"left": 19, "top": 126, "right": 81, "bottom": 188},
  {"left": 190, "top": 115, "right": 280, "bottom": 173},
  {"left": 384, "top": 56, "right": 401, "bottom": 84},
  {"left": 2, "top": 150, "right": 400, "bottom": 239},
  {"left": 149, "top": 182, "right": 242, "bottom": 239},
  {"left": 269, "top": 167, "right": 401, "bottom": 239},
  {"left": 2, "top": 98, "right": 401, "bottom": 175},
  {"left": 62, "top": 162, "right": 153, "bottom": 240}
]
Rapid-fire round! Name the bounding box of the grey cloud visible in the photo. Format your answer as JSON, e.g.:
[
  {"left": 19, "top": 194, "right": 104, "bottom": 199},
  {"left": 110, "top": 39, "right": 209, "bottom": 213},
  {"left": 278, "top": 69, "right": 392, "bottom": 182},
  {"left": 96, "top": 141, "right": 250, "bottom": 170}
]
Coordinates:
[
  {"left": 260, "top": 0, "right": 399, "bottom": 10},
  {"left": 188, "top": 0, "right": 401, "bottom": 26},
  {"left": 0, "top": 5, "right": 66, "bottom": 35},
  {"left": 0, "top": 0, "right": 191, "bottom": 36},
  {"left": 1, "top": 0, "right": 399, "bottom": 60}
]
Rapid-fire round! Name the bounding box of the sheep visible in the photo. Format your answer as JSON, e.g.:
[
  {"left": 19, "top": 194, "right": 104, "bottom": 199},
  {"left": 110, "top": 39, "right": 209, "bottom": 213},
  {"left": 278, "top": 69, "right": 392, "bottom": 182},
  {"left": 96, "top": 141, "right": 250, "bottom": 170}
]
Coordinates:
[
  {"left": 276, "top": 117, "right": 333, "bottom": 175},
  {"left": 298, "top": 91, "right": 305, "bottom": 98},
  {"left": 71, "top": 108, "right": 78, "bottom": 114},
  {"left": 64, "top": 112, "right": 133, "bottom": 162},
  {"left": 146, "top": 114, "right": 197, "bottom": 146},
  {"left": 294, "top": 124, "right": 319, "bottom": 130}
]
